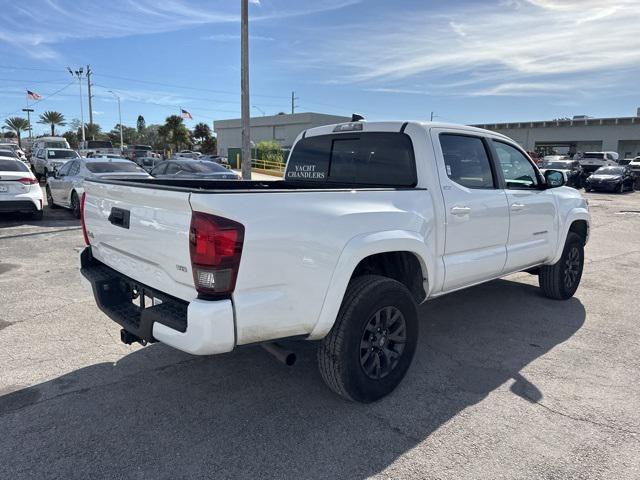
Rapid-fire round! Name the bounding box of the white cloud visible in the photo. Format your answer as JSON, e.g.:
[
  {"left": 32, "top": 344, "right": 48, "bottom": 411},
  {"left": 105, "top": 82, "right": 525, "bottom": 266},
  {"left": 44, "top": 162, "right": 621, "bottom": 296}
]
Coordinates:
[
  {"left": 302, "top": 0, "right": 640, "bottom": 97},
  {"left": 0, "top": 0, "right": 361, "bottom": 59}
]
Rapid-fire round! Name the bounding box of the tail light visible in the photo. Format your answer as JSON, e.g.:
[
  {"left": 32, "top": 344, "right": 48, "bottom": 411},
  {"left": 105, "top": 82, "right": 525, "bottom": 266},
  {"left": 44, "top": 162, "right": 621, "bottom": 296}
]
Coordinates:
[
  {"left": 189, "top": 212, "right": 244, "bottom": 297},
  {"left": 17, "top": 177, "right": 38, "bottom": 185},
  {"left": 80, "top": 192, "right": 90, "bottom": 245}
]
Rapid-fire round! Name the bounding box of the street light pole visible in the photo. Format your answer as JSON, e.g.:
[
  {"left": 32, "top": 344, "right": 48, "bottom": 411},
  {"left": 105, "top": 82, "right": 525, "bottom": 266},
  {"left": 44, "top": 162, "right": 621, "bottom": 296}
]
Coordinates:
[
  {"left": 240, "top": 0, "right": 251, "bottom": 180},
  {"left": 22, "top": 108, "right": 34, "bottom": 138},
  {"left": 68, "top": 67, "right": 85, "bottom": 144},
  {"left": 109, "top": 90, "right": 124, "bottom": 152}
]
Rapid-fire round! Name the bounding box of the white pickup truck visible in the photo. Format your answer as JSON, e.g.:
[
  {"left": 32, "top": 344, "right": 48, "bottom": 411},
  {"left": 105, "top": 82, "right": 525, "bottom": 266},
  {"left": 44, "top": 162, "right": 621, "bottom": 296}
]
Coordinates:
[{"left": 80, "top": 121, "right": 589, "bottom": 402}]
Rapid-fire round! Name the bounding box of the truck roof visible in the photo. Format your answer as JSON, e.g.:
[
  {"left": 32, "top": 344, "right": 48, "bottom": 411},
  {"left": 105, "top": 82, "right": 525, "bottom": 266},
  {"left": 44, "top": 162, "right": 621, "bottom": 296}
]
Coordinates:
[{"left": 303, "top": 120, "right": 512, "bottom": 142}]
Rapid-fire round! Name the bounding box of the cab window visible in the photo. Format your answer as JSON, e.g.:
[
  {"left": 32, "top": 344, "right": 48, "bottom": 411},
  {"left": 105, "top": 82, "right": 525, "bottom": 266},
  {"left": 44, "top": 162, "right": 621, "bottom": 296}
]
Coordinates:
[
  {"left": 439, "top": 134, "right": 495, "bottom": 189},
  {"left": 493, "top": 141, "right": 539, "bottom": 189}
]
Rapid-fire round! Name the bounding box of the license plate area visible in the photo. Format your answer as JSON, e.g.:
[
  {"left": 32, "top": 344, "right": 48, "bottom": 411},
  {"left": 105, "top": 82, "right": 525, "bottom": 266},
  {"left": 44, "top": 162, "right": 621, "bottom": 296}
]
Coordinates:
[{"left": 0, "top": 185, "right": 8, "bottom": 193}]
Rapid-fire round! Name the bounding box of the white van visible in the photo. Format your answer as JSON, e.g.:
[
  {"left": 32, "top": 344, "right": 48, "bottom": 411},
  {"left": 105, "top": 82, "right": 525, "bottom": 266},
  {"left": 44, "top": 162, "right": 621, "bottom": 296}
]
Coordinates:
[{"left": 29, "top": 137, "right": 70, "bottom": 166}]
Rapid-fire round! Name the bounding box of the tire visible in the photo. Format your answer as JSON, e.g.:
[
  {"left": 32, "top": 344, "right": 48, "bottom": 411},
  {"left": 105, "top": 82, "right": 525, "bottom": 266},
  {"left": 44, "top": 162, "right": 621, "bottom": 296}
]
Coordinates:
[
  {"left": 539, "top": 232, "right": 584, "bottom": 300},
  {"left": 31, "top": 209, "right": 44, "bottom": 221},
  {"left": 70, "top": 191, "right": 81, "bottom": 219},
  {"left": 618, "top": 182, "right": 624, "bottom": 194},
  {"left": 584, "top": 186, "right": 591, "bottom": 192},
  {"left": 317, "top": 275, "right": 418, "bottom": 403},
  {"left": 45, "top": 186, "right": 59, "bottom": 209}
]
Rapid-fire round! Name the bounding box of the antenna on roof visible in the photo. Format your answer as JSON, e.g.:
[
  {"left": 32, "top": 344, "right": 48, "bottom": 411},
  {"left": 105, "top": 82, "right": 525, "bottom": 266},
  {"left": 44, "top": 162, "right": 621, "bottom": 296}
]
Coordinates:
[{"left": 351, "top": 113, "right": 365, "bottom": 122}]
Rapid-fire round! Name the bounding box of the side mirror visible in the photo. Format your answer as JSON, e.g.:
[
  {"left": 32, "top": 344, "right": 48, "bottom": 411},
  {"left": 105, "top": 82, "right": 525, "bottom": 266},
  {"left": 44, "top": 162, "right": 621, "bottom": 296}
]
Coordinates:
[
  {"left": 48, "top": 169, "right": 58, "bottom": 178},
  {"left": 544, "top": 169, "right": 565, "bottom": 188}
]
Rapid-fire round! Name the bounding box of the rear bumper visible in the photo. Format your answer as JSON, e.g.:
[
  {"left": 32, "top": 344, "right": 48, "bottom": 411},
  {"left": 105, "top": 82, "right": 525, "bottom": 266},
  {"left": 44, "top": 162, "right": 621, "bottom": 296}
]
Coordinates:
[
  {"left": 80, "top": 247, "right": 235, "bottom": 355},
  {"left": 0, "top": 198, "right": 40, "bottom": 212}
]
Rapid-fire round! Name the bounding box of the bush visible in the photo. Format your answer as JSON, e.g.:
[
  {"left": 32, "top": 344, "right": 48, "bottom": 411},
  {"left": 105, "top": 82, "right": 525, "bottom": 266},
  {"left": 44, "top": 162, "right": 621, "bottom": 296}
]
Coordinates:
[{"left": 256, "top": 140, "right": 284, "bottom": 163}]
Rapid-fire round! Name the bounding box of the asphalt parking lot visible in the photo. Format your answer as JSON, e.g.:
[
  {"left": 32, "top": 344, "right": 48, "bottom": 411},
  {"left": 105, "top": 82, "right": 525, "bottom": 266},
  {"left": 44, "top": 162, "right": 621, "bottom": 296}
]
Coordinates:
[{"left": 1, "top": 191, "right": 639, "bottom": 480}]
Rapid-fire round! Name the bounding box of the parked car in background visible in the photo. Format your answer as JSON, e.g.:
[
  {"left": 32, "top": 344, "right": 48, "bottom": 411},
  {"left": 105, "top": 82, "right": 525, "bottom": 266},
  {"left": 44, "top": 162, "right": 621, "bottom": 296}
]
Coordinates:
[
  {"left": 201, "top": 154, "right": 229, "bottom": 166},
  {"left": 134, "top": 155, "right": 163, "bottom": 173},
  {"left": 123, "top": 145, "right": 153, "bottom": 160},
  {"left": 628, "top": 156, "right": 640, "bottom": 173},
  {"left": 0, "top": 143, "right": 27, "bottom": 162},
  {"left": 32, "top": 148, "right": 80, "bottom": 179},
  {"left": 584, "top": 166, "right": 635, "bottom": 193},
  {"left": 30, "top": 136, "right": 70, "bottom": 152},
  {"left": 80, "top": 120, "right": 590, "bottom": 402},
  {"left": 539, "top": 158, "right": 583, "bottom": 188},
  {"left": 0, "top": 157, "right": 44, "bottom": 220},
  {"left": 172, "top": 150, "right": 202, "bottom": 160},
  {"left": 150, "top": 159, "right": 239, "bottom": 179},
  {"left": 79, "top": 140, "right": 118, "bottom": 157},
  {"left": 0, "top": 149, "right": 20, "bottom": 161},
  {"left": 579, "top": 151, "right": 619, "bottom": 177},
  {"left": 618, "top": 158, "right": 632, "bottom": 166},
  {"left": 46, "top": 157, "right": 150, "bottom": 218}
]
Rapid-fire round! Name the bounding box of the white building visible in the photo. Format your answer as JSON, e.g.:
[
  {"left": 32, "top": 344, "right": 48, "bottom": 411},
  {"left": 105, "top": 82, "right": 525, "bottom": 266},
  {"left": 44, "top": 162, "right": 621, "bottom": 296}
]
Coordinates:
[{"left": 214, "top": 112, "right": 350, "bottom": 157}]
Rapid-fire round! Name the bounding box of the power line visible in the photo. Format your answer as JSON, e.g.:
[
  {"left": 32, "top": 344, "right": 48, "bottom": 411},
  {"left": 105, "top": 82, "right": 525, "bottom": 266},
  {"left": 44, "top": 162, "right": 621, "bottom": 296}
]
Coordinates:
[{"left": 1, "top": 81, "right": 75, "bottom": 119}]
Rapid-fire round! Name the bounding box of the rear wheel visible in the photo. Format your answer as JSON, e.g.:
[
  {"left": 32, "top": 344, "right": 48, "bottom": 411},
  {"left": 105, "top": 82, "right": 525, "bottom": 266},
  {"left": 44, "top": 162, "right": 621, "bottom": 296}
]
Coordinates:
[
  {"left": 70, "top": 191, "right": 81, "bottom": 219},
  {"left": 317, "top": 275, "right": 418, "bottom": 403},
  {"left": 539, "top": 232, "right": 584, "bottom": 300}
]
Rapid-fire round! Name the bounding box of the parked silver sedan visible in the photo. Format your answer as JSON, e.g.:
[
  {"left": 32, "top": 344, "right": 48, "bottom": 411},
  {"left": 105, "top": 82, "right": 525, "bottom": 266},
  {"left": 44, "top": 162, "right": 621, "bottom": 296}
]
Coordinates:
[{"left": 46, "top": 157, "right": 150, "bottom": 218}]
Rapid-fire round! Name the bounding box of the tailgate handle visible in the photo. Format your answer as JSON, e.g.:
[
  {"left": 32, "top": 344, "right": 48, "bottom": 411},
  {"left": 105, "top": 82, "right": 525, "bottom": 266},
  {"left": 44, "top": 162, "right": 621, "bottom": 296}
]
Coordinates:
[{"left": 108, "top": 207, "right": 130, "bottom": 229}]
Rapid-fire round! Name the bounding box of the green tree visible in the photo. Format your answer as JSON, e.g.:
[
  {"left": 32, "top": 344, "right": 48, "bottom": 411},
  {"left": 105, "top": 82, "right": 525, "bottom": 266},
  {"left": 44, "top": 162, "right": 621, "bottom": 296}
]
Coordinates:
[
  {"left": 136, "top": 115, "right": 146, "bottom": 133},
  {"left": 108, "top": 124, "right": 138, "bottom": 147},
  {"left": 193, "top": 122, "right": 211, "bottom": 143},
  {"left": 37, "top": 111, "right": 66, "bottom": 136},
  {"left": 63, "top": 130, "right": 78, "bottom": 149},
  {"left": 78, "top": 123, "right": 102, "bottom": 141},
  {"left": 159, "top": 115, "right": 190, "bottom": 152},
  {"left": 256, "top": 140, "right": 284, "bottom": 163},
  {"left": 200, "top": 136, "right": 217, "bottom": 154},
  {"left": 4, "top": 117, "right": 30, "bottom": 147}
]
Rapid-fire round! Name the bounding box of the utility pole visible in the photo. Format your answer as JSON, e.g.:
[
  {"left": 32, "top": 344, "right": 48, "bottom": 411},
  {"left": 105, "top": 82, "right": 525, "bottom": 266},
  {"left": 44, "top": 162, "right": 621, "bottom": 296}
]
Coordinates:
[
  {"left": 108, "top": 91, "right": 123, "bottom": 152},
  {"left": 22, "top": 108, "right": 34, "bottom": 138},
  {"left": 291, "top": 91, "right": 299, "bottom": 115},
  {"left": 86, "top": 65, "right": 94, "bottom": 127},
  {"left": 67, "top": 67, "right": 85, "bottom": 144},
  {"left": 240, "top": 0, "right": 251, "bottom": 180},
  {"left": 430, "top": 111, "right": 434, "bottom": 121}
]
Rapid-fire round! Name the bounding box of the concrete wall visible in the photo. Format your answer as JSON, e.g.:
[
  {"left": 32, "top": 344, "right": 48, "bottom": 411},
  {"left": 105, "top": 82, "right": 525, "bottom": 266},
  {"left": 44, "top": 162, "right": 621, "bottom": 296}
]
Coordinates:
[
  {"left": 474, "top": 118, "right": 640, "bottom": 157},
  {"left": 214, "top": 112, "right": 350, "bottom": 157}
]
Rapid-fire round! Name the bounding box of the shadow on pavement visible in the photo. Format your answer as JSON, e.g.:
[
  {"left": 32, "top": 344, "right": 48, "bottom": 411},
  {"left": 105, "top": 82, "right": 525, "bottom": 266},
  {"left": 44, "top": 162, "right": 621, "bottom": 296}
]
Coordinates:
[
  {"left": 0, "top": 208, "right": 78, "bottom": 230},
  {"left": 0, "top": 278, "right": 585, "bottom": 479}
]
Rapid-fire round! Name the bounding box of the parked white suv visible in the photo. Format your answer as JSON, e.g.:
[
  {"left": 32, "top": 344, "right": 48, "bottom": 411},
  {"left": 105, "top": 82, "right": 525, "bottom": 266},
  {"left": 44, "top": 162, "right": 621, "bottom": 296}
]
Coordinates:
[
  {"left": 32, "top": 148, "right": 80, "bottom": 179},
  {"left": 80, "top": 120, "right": 590, "bottom": 402}
]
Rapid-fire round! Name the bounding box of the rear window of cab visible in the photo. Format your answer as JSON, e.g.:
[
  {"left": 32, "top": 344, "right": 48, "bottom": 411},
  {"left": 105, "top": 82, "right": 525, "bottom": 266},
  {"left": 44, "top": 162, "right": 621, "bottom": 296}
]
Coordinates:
[{"left": 286, "top": 132, "right": 417, "bottom": 187}]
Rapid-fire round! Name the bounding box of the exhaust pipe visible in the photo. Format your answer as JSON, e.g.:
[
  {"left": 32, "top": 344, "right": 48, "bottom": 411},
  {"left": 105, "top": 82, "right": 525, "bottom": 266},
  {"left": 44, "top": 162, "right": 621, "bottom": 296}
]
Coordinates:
[
  {"left": 120, "top": 329, "right": 147, "bottom": 346},
  {"left": 262, "top": 342, "right": 296, "bottom": 366}
]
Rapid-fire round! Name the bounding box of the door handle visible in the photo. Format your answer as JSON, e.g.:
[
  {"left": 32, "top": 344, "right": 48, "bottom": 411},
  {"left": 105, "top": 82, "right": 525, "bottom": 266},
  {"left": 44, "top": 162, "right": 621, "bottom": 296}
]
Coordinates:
[
  {"left": 450, "top": 206, "right": 471, "bottom": 216},
  {"left": 511, "top": 203, "right": 525, "bottom": 211}
]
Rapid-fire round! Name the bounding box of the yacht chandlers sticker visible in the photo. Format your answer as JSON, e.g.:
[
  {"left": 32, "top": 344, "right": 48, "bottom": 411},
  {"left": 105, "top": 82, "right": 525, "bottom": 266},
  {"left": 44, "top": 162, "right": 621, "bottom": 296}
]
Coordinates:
[{"left": 286, "top": 164, "right": 326, "bottom": 179}]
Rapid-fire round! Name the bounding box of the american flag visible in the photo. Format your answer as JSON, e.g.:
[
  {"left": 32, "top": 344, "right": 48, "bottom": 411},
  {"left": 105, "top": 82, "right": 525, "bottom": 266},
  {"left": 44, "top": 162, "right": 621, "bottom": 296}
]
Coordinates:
[
  {"left": 180, "top": 108, "right": 193, "bottom": 120},
  {"left": 27, "top": 90, "right": 42, "bottom": 100}
]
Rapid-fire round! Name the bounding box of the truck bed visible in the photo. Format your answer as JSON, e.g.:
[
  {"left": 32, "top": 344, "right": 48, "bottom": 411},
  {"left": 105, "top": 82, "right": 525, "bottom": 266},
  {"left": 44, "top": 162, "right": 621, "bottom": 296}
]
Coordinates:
[{"left": 86, "top": 177, "right": 420, "bottom": 193}]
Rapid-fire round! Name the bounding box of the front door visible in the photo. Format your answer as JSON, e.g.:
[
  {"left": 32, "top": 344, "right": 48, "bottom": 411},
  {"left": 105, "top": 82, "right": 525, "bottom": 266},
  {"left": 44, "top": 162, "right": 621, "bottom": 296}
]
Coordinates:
[
  {"left": 433, "top": 130, "right": 510, "bottom": 291},
  {"left": 491, "top": 140, "right": 558, "bottom": 271}
]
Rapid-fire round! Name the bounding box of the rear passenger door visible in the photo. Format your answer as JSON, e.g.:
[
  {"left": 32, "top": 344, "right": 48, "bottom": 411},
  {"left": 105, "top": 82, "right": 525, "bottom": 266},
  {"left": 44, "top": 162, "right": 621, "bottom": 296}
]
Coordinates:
[
  {"left": 433, "top": 131, "right": 510, "bottom": 291},
  {"left": 491, "top": 140, "right": 558, "bottom": 271}
]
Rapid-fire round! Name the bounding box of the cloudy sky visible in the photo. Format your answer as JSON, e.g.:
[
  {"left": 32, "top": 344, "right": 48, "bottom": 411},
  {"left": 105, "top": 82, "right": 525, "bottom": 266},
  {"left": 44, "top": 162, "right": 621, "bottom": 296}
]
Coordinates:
[{"left": 0, "top": 0, "right": 638, "bottom": 134}]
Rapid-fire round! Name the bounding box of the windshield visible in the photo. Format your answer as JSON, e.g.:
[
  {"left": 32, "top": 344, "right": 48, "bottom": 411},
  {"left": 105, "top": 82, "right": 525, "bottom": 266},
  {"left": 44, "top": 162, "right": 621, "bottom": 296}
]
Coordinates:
[
  {"left": 0, "top": 159, "right": 29, "bottom": 171},
  {"left": 87, "top": 141, "right": 113, "bottom": 148},
  {"left": 583, "top": 153, "right": 605, "bottom": 159},
  {"left": 49, "top": 149, "right": 79, "bottom": 159},
  {"left": 0, "top": 149, "right": 18, "bottom": 158},
  {"left": 542, "top": 161, "right": 571, "bottom": 169},
  {"left": 595, "top": 167, "right": 624, "bottom": 174},
  {"left": 86, "top": 162, "right": 146, "bottom": 173}
]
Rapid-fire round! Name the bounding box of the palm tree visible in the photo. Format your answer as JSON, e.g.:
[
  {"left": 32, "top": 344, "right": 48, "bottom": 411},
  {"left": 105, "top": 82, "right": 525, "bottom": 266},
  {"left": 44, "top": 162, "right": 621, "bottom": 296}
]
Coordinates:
[
  {"left": 4, "top": 117, "right": 30, "bottom": 147},
  {"left": 193, "top": 122, "right": 211, "bottom": 143},
  {"left": 38, "top": 111, "right": 66, "bottom": 136},
  {"left": 160, "top": 115, "right": 190, "bottom": 152}
]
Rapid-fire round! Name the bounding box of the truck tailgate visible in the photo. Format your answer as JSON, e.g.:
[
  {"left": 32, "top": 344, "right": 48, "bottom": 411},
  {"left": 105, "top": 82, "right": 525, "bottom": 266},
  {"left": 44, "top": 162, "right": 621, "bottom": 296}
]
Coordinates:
[{"left": 83, "top": 181, "right": 196, "bottom": 301}]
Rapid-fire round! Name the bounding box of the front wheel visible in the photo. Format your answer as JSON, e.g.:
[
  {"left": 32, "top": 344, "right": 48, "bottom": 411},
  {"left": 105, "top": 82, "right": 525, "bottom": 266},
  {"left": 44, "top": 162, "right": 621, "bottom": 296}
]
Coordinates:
[
  {"left": 618, "top": 182, "right": 624, "bottom": 194},
  {"left": 539, "top": 232, "right": 584, "bottom": 300},
  {"left": 317, "top": 275, "right": 418, "bottom": 403},
  {"left": 45, "top": 186, "right": 59, "bottom": 209}
]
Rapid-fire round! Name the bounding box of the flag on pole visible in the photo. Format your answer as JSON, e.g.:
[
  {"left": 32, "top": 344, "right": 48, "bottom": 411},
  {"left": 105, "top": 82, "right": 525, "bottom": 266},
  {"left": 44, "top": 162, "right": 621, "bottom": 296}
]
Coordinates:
[
  {"left": 27, "top": 90, "right": 42, "bottom": 100},
  {"left": 180, "top": 108, "right": 193, "bottom": 120}
]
